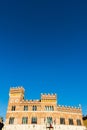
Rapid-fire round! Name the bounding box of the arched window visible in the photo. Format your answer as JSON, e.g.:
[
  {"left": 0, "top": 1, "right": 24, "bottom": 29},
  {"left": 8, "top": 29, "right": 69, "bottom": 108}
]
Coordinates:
[
  {"left": 60, "top": 118, "right": 65, "bottom": 124},
  {"left": 77, "top": 119, "right": 81, "bottom": 125},
  {"left": 52, "top": 106, "right": 54, "bottom": 111},
  {"left": 11, "top": 106, "right": 16, "bottom": 111},
  {"left": 44, "top": 106, "right": 54, "bottom": 111},
  {"left": 69, "top": 118, "right": 74, "bottom": 125},
  {"left": 47, "top": 117, "right": 52, "bottom": 124},
  {"left": 22, "top": 117, "right": 28, "bottom": 124},
  {"left": 32, "top": 105, "right": 37, "bottom": 111},
  {"left": 9, "top": 117, "right": 15, "bottom": 124},
  {"left": 50, "top": 106, "right": 52, "bottom": 111},
  {"left": 24, "top": 105, "right": 28, "bottom": 111},
  {"left": 31, "top": 117, "right": 37, "bottom": 124}
]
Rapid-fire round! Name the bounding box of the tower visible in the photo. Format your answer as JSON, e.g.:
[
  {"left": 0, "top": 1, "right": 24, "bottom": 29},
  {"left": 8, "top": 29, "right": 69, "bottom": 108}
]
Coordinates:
[
  {"left": 41, "top": 93, "right": 57, "bottom": 111},
  {"left": 9, "top": 87, "right": 24, "bottom": 103},
  {"left": 6, "top": 87, "right": 25, "bottom": 113},
  {"left": 5, "top": 87, "right": 25, "bottom": 125}
]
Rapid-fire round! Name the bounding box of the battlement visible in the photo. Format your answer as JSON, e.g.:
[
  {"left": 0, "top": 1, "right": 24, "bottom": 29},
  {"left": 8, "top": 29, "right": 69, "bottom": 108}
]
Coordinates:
[
  {"left": 9, "top": 86, "right": 24, "bottom": 95},
  {"left": 57, "top": 105, "right": 82, "bottom": 113},
  {"left": 9, "top": 86, "right": 25, "bottom": 102},
  {"left": 41, "top": 93, "right": 57, "bottom": 102},
  {"left": 41, "top": 93, "right": 56, "bottom": 95}
]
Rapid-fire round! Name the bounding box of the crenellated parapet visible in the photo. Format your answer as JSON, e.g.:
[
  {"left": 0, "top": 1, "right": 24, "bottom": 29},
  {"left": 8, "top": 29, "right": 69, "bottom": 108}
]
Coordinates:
[
  {"left": 9, "top": 86, "right": 25, "bottom": 95},
  {"left": 41, "top": 93, "right": 57, "bottom": 102},
  {"left": 57, "top": 105, "right": 82, "bottom": 113}
]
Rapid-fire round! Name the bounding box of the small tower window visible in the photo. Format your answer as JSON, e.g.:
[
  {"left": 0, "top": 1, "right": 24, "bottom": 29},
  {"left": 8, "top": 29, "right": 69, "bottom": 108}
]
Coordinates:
[{"left": 11, "top": 106, "right": 16, "bottom": 111}]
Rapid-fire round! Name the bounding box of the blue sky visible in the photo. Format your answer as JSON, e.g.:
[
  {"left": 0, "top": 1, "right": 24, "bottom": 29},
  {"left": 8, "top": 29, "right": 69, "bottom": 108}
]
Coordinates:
[{"left": 0, "top": 0, "right": 87, "bottom": 120}]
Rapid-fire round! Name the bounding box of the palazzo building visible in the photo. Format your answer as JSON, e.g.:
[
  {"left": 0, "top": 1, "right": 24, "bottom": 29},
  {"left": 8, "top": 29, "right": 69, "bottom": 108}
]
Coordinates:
[{"left": 5, "top": 87, "right": 86, "bottom": 130}]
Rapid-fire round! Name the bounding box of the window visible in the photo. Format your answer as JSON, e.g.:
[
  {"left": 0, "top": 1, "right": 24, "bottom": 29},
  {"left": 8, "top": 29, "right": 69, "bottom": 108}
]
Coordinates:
[
  {"left": 32, "top": 105, "right": 37, "bottom": 111},
  {"left": 50, "top": 106, "right": 54, "bottom": 111},
  {"left": 46, "top": 106, "right": 48, "bottom": 111},
  {"left": 45, "top": 106, "right": 47, "bottom": 111},
  {"left": 31, "top": 117, "right": 37, "bottom": 124},
  {"left": 45, "top": 106, "right": 54, "bottom": 111},
  {"left": 60, "top": 118, "right": 65, "bottom": 124},
  {"left": 11, "top": 106, "right": 16, "bottom": 111},
  {"left": 52, "top": 106, "right": 54, "bottom": 111},
  {"left": 47, "top": 117, "right": 52, "bottom": 124},
  {"left": 9, "top": 117, "right": 14, "bottom": 124},
  {"left": 24, "top": 106, "right": 28, "bottom": 111},
  {"left": 77, "top": 119, "right": 81, "bottom": 125},
  {"left": 22, "top": 117, "right": 28, "bottom": 124},
  {"left": 69, "top": 119, "right": 74, "bottom": 125}
]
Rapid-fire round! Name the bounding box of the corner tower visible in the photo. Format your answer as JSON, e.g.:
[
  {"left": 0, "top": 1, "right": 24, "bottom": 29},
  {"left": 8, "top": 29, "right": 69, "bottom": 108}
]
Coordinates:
[
  {"left": 9, "top": 87, "right": 25, "bottom": 103},
  {"left": 6, "top": 87, "right": 25, "bottom": 125}
]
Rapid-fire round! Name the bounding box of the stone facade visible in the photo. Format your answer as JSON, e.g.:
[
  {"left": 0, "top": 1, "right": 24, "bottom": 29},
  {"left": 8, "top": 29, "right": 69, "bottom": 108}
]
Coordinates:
[{"left": 5, "top": 87, "right": 86, "bottom": 130}]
